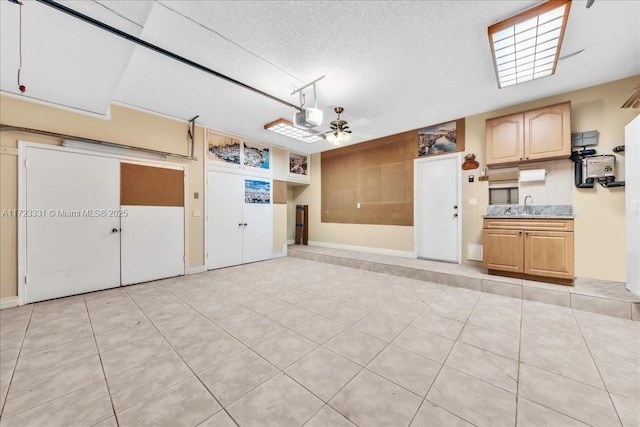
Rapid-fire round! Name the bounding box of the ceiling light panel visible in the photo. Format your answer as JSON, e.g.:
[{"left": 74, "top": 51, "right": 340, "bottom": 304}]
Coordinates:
[
  {"left": 264, "top": 119, "right": 325, "bottom": 143},
  {"left": 489, "top": 0, "right": 571, "bottom": 88}
]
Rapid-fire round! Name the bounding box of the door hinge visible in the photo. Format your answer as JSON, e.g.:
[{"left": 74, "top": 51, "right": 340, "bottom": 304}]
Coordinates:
[
  {"left": 24, "top": 275, "right": 27, "bottom": 284},
  {"left": 24, "top": 159, "right": 28, "bottom": 168},
  {"left": 183, "top": 255, "right": 186, "bottom": 262}
]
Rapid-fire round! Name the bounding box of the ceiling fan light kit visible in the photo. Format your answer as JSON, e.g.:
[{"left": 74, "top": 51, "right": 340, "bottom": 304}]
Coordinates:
[{"left": 325, "top": 106, "right": 352, "bottom": 145}]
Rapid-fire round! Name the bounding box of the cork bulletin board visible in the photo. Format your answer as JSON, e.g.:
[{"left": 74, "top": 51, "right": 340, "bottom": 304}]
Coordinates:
[
  {"left": 321, "top": 130, "right": 416, "bottom": 226},
  {"left": 321, "top": 118, "right": 465, "bottom": 226},
  {"left": 121, "top": 163, "right": 184, "bottom": 207}
]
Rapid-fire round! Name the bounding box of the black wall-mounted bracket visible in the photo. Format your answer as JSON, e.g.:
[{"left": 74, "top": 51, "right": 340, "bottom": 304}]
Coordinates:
[{"left": 187, "top": 115, "right": 199, "bottom": 158}]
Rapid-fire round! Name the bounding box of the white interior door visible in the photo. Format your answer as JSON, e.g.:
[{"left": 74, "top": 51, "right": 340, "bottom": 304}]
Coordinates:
[
  {"left": 415, "top": 153, "right": 461, "bottom": 263},
  {"left": 242, "top": 178, "right": 272, "bottom": 264},
  {"left": 25, "top": 147, "right": 121, "bottom": 303},
  {"left": 121, "top": 206, "right": 184, "bottom": 285},
  {"left": 207, "top": 171, "right": 244, "bottom": 269}
]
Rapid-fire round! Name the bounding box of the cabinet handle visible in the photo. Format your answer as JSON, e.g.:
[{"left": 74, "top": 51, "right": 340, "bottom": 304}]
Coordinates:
[
  {"left": 520, "top": 157, "right": 523, "bottom": 160},
  {"left": 519, "top": 231, "right": 522, "bottom": 235},
  {"left": 526, "top": 157, "right": 529, "bottom": 160}
]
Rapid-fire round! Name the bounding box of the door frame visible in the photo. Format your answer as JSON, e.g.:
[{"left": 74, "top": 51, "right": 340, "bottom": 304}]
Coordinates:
[
  {"left": 413, "top": 152, "right": 462, "bottom": 264},
  {"left": 18, "top": 140, "right": 187, "bottom": 305}
]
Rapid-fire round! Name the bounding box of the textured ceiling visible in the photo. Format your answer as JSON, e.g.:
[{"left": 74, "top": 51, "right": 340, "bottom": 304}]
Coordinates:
[{"left": 1, "top": 0, "right": 638, "bottom": 154}]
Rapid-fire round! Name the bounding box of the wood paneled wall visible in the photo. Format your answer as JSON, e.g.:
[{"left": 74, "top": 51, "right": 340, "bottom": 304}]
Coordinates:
[{"left": 321, "top": 119, "right": 464, "bottom": 226}]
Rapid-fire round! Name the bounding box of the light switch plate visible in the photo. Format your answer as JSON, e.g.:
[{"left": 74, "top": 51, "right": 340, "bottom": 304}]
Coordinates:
[{"left": 193, "top": 209, "right": 201, "bottom": 217}]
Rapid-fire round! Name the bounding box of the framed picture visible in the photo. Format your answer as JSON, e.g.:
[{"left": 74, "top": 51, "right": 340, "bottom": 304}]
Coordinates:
[
  {"left": 243, "top": 141, "right": 270, "bottom": 171},
  {"left": 287, "top": 151, "right": 310, "bottom": 182},
  {"left": 418, "top": 118, "right": 465, "bottom": 157},
  {"left": 245, "top": 179, "right": 270, "bottom": 204},
  {"left": 206, "top": 129, "right": 271, "bottom": 176},
  {"left": 207, "top": 130, "right": 240, "bottom": 165}
]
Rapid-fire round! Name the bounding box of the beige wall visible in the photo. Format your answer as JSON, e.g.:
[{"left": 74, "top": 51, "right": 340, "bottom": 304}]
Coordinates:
[
  {"left": 0, "top": 94, "right": 205, "bottom": 298},
  {"left": 464, "top": 76, "right": 637, "bottom": 282},
  {"left": 271, "top": 147, "right": 288, "bottom": 255},
  {"left": 294, "top": 76, "right": 639, "bottom": 281}
]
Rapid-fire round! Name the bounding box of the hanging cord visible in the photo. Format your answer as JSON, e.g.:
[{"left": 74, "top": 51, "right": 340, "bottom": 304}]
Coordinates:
[{"left": 16, "top": 0, "right": 26, "bottom": 93}]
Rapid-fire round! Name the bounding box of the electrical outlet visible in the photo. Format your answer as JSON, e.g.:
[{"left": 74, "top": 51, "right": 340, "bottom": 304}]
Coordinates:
[
  {"left": 469, "top": 198, "right": 477, "bottom": 206},
  {"left": 357, "top": 203, "right": 361, "bottom": 209},
  {"left": 193, "top": 209, "right": 201, "bottom": 217}
]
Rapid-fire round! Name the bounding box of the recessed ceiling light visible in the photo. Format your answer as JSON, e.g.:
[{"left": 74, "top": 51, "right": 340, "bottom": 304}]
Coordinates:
[
  {"left": 264, "top": 118, "right": 325, "bottom": 143},
  {"left": 488, "top": 0, "right": 572, "bottom": 88}
]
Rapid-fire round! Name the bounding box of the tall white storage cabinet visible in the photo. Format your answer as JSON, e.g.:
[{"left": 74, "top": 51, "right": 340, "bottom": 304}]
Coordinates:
[
  {"left": 19, "top": 143, "right": 186, "bottom": 304},
  {"left": 626, "top": 115, "right": 640, "bottom": 295},
  {"left": 206, "top": 170, "right": 271, "bottom": 269}
]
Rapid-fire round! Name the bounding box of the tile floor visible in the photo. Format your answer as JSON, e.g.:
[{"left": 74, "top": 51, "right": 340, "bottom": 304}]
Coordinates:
[
  {"left": 0, "top": 257, "right": 638, "bottom": 427},
  {"left": 288, "top": 245, "right": 640, "bottom": 320}
]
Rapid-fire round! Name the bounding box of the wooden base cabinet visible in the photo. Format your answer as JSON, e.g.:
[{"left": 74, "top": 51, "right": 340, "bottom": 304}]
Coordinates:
[
  {"left": 483, "top": 229, "right": 524, "bottom": 273},
  {"left": 524, "top": 231, "right": 574, "bottom": 279},
  {"left": 483, "top": 218, "right": 574, "bottom": 282}
]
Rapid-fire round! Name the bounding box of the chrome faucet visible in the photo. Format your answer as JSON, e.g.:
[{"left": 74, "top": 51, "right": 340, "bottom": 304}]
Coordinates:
[{"left": 524, "top": 195, "right": 533, "bottom": 215}]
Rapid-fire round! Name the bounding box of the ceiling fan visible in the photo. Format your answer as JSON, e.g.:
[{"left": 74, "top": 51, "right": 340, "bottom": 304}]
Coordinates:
[{"left": 325, "top": 106, "right": 352, "bottom": 144}]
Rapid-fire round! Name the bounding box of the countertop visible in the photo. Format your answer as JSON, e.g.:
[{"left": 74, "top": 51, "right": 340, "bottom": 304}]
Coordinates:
[
  {"left": 483, "top": 214, "right": 575, "bottom": 219},
  {"left": 484, "top": 204, "right": 574, "bottom": 219}
]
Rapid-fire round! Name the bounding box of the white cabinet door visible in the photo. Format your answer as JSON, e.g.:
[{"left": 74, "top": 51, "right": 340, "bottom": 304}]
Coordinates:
[
  {"left": 206, "top": 172, "right": 272, "bottom": 269},
  {"left": 242, "top": 178, "right": 272, "bottom": 264},
  {"left": 207, "top": 171, "right": 244, "bottom": 269},
  {"left": 25, "top": 147, "right": 121, "bottom": 303},
  {"left": 121, "top": 206, "right": 184, "bottom": 285},
  {"left": 415, "top": 153, "right": 461, "bottom": 263}
]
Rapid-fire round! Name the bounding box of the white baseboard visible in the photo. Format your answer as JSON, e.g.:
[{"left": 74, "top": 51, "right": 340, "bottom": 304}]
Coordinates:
[
  {"left": 0, "top": 296, "right": 20, "bottom": 310},
  {"left": 272, "top": 243, "right": 288, "bottom": 259},
  {"left": 287, "top": 239, "right": 295, "bottom": 245},
  {"left": 307, "top": 241, "right": 416, "bottom": 259},
  {"left": 188, "top": 265, "right": 207, "bottom": 275}
]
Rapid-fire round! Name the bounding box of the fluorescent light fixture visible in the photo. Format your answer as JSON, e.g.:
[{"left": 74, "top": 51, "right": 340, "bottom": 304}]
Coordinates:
[
  {"left": 488, "top": 0, "right": 572, "bottom": 88},
  {"left": 264, "top": 118, "right": 325, "bottom": 143}
]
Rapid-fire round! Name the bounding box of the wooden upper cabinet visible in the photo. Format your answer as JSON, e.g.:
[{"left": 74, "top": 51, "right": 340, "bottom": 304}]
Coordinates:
[
  {"left": 485, "top": 113, "right": 524, "bottom": 165},
  {"left": 524, "top": 103, "right": 571, "bottom": 161},
  {"left": 485, "top": 102, "right": 571, "bottom": 166}
]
